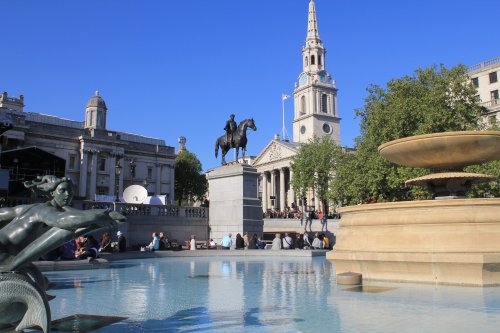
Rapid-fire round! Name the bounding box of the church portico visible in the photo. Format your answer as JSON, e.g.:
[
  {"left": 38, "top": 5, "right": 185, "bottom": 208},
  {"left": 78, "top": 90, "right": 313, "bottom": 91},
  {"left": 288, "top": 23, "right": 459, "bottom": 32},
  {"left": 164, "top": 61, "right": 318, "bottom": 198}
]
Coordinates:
[{"left": 259, "top": 165, "right": 294, "bottom": 214}]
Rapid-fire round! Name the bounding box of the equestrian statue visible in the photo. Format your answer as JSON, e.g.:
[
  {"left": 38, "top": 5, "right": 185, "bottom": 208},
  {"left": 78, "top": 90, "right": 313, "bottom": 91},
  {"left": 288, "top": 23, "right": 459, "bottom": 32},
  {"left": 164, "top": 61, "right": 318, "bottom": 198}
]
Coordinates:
[{"left": 215, "top": 115, "right": 257, "bottom": 165}]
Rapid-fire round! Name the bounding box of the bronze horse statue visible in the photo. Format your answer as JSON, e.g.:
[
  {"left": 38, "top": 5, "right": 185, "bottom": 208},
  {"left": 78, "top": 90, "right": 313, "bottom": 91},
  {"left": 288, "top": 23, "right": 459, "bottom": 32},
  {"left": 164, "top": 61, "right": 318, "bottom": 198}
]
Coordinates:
[{"left": 215, "top": 118, "right": 257, "bottom": 165}]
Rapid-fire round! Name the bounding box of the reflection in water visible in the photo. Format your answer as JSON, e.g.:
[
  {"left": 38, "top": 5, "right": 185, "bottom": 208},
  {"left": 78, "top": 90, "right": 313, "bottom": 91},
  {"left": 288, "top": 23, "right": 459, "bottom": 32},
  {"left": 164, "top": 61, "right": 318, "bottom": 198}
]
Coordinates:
[{"left": 42, "top": 257, "right": 500, "bottom": 333}]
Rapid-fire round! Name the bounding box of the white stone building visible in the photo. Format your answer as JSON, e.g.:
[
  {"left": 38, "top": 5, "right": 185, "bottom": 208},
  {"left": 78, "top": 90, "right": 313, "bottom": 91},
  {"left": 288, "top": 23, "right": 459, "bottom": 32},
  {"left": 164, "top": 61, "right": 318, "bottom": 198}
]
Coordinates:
[
  {"left": 253, "top": 0, "right": 340, "bottom": 214},
  {"left": 0, "top": 91, "right": 176, "bottom": 201},
  {"left": 468, "top": 57, "right": 500, "bottom": 126}
]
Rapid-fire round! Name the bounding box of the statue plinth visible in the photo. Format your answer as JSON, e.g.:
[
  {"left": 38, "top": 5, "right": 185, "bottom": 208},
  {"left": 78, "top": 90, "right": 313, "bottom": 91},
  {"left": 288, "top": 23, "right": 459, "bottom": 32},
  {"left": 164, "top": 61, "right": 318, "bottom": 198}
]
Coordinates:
[{"left": 207, "top": 164, "right": 263, "bottom": 246}]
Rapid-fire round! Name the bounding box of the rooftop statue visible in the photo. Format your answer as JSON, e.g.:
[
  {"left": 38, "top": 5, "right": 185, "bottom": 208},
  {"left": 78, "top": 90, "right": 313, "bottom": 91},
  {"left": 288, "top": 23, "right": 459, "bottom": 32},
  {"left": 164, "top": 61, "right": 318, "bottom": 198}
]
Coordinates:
[
  {"left": 0, "top": 175, "right": 126, "bottom": 332},
  {"left": 215, "top": 116, "right": 257, "bottom": 165}
]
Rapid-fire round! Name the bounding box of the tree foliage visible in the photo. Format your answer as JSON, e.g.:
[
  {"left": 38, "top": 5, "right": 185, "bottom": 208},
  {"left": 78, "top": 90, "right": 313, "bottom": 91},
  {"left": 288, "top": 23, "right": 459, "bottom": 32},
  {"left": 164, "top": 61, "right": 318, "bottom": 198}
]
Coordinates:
[
  {"left": 291, "top": 136, "right": 343, "bottom": 213},
  {"left": 174, "top": 150, "right": 208, "bottom": 206},
  {"left": 332, "top": 64, "right": 491, "bottom": 205}
]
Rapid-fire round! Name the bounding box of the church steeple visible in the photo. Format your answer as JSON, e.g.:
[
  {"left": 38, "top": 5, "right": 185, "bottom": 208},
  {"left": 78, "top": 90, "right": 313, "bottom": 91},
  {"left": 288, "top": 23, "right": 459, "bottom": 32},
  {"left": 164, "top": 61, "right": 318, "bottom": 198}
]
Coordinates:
[
  {"left": 292, "top": 0, "right": 340, "bottom": 145},
  {"left": 306, "top": 0, "right": 321, "bottom": 45}
]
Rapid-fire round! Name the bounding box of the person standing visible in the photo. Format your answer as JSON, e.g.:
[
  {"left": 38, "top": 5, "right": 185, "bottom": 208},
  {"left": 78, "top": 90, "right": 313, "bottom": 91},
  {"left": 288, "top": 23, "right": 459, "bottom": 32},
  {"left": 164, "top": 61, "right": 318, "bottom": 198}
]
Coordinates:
[
  {"left": 220, "top": 233, "right": 233, "bottom": 249},
  {"left": 190, "top": 235, "right": 196, "bottom": 251},
  {"left": 117, "top": 231, "right": 127, "bottom": 252}
]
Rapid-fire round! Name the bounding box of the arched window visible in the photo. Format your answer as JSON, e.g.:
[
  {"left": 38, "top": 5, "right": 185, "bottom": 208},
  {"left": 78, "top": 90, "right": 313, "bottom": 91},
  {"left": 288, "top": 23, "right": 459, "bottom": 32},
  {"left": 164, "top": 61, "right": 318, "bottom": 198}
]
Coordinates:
[
  {"left": 301, "top": 96, "right": 306, "bottom": 115},
  {"left": 311, "top": 55, "right": 315, "bottom": 65},
  {"left": 305, "top": 56, "right": 308, "bottom": 66},
  {"left": 318, "top": 55, "right": 322, "bottom": 66},
  {"left": 321, "top": 94, "right": 328, "bottom": 113}
]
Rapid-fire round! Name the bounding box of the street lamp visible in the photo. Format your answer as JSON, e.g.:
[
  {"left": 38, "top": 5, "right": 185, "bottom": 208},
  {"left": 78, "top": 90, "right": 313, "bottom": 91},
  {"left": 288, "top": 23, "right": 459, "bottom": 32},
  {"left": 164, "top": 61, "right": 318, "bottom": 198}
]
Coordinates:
[{"left": 115, "top": 163, "right": 122, "bottom": 202}]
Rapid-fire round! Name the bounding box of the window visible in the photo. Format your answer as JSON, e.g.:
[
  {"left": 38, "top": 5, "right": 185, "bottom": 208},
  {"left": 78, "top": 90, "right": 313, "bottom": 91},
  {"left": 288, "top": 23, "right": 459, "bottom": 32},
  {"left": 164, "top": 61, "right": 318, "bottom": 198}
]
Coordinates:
[
  {"left": 69, "top": 155, "right": 76, "bottom": 170},
  {"left": 96, "top": 186, "right": 108, "bottom": 195},
  {"left": 130, "top": 163, "right": 136, "bottom": 178},
  {"left": 318, "top": 55, "right": 322, "bottom": 66},
  {"left": 300, "top": 125, "right": 306, "bottom": 134},
  {"left": 300, "top": 96, "right": 306, "bottom": 115},
  {"left": 147, "top": 167, "right": 153, "bottom": 179},
  {"left": 305, "top": 56, "right": 308, "bottom": 66},
  {"left": 99, "top": 158, "right": 106, "bottom": 171},
  {"left": 321, "top": 94, "right": 328, "bottom": 113},
  {"left": 491, "top": 90, "right": 499, "bottom": 101},
  {"left": 489, "top": 72, "right": 498, "bottom": 84},
  {"left": 311, "top": 55, "right": 315, "bottom": 65},
  {"left": 472, "top": 77, "right": 479, "bottom": 88}
]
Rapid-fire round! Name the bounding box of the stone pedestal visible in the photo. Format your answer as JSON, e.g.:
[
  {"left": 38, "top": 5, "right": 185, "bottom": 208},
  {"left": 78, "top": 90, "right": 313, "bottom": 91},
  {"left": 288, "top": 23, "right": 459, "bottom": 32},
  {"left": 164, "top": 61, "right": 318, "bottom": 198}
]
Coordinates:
[{"left": 207, "top": 163, "right": 263, "bottom": 245}]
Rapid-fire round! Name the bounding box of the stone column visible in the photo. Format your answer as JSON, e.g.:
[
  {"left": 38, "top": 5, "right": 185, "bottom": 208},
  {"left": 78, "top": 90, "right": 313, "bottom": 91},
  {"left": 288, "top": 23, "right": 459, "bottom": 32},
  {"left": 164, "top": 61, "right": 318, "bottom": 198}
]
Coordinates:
[
  {"left": 279, "top": 168, "right": 285, "bottom": 211},
  {"left": 270, "top": 169, "right": 275, "bottom": 209},
  {"left": 261, "top": 172, "right": 268, "bottom": 212},
  {"left": 288, "top": 168, "right": 295, "bottom": 207},
  {"left": 155, "top": 163, "right": 161, "bottom": 195},
  {"left": 89, "top": 150, "right": 98, "bottom": 200},
  {"left": 169, "top": 164, "right": 175, "bottom": 204},
  {"left": 79, "top": 148, "right": 88, "bottom": 198},
  {"left": 108, "top": 155, "right": 116, "bottom": 196},
  {"left": 118, "top": 158, "right": 124, "bottom": 198}
]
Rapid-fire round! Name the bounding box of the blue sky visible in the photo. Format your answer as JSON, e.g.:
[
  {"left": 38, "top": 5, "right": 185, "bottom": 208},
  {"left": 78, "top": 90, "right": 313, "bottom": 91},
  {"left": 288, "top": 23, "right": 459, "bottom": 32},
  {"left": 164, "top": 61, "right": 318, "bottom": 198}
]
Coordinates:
[{"left": 2, "top": 0, "right": 499, "bottom": 171}]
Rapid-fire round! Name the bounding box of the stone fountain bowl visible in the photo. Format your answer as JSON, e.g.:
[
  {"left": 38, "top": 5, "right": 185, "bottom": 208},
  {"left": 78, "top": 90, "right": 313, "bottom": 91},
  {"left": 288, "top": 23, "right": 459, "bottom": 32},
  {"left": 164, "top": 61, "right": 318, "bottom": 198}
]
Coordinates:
[{"left": 378, "top": 131, "right": 500, "bottom": 170}]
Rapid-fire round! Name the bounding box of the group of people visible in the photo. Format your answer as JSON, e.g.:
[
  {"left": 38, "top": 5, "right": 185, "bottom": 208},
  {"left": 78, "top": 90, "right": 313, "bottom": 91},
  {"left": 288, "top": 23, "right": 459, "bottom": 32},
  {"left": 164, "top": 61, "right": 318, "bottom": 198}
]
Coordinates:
[
  {"left": 220, "top": 232, "right": 267, "bottom": 250},
  {"left": 271, "top": 232, "right": 330, "bottom": 250},
  {"left": 143, "top": 231, "right": 171, "bottom": 252},
  {"left": 40, "top": 230, "right": 127, "bottom": 261}
]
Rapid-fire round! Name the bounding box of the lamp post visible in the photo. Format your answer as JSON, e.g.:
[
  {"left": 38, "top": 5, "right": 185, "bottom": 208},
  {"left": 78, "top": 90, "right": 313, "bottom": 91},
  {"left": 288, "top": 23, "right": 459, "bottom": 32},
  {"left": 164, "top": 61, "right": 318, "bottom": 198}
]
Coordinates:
[{"left": 115, "top": 163, "right": 122, "bottom": 202}]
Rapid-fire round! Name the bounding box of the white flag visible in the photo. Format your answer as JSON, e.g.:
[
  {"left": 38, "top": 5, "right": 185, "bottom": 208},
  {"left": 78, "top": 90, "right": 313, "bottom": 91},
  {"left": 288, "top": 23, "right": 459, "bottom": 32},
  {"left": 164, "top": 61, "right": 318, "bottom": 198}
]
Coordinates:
[{"left": 282, "top": 93, "right": 290, "bottom": 101}]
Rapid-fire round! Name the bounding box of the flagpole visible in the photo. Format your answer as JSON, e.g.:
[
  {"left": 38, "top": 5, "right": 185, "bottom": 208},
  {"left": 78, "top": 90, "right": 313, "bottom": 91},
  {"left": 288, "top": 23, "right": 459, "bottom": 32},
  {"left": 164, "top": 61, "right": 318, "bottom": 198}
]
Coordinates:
[{"left": 282, "top": 96, "right": 286, "bottom": 141}]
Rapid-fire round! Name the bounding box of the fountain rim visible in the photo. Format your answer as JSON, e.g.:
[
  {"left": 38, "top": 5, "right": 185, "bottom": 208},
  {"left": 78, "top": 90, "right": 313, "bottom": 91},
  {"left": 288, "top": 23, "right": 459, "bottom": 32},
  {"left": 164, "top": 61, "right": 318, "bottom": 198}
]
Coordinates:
[
  {"left": 338, "top": 197, "right": 500, "bottom": 214},
  {"left": 378, "top": 130, "right": 500, "bottom": 153}
]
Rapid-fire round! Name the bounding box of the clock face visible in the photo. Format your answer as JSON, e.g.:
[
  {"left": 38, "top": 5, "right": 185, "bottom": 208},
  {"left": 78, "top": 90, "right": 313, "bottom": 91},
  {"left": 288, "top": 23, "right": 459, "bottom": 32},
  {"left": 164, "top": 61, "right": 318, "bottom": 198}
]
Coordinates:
[
  {"left": 323, "top": 123, "right": 331, "bottom": 133},
  {"left": 299, "top": 74, "right": 308, "bottom": 86},
  {"left": 300, "top": 126, "right": 306, "bottom": 134},
  {"left": 319, "top": 72, "right": 329, "bottom": 83}
]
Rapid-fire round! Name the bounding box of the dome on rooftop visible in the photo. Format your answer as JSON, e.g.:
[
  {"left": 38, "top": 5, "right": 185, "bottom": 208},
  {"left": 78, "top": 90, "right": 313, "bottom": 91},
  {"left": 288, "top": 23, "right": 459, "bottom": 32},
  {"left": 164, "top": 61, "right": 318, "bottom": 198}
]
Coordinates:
[{"left": 86, "top": 91, "right": 107, "bottom": 109}]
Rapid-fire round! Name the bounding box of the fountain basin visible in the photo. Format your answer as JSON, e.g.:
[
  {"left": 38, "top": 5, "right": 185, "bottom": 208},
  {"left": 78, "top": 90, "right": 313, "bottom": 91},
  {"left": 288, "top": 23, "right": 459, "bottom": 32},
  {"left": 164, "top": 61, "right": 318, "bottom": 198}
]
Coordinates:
[
  {"left": 327, "top": 198, "right": 500, "bottom": 286},
  {"left": 378, "top": 131, "right": 500, "bottom": 170}
]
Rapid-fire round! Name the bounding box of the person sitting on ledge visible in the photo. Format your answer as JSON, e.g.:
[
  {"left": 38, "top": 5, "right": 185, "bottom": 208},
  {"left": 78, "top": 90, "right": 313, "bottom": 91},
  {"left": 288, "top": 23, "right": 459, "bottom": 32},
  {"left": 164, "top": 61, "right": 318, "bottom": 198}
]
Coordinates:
[
  {"left": 235, "top": 233, "right": 245, "bottom": 249},
  {"left": 207, "top": 239, "right": 216, "bottom": 249},
  {"left": 311, "top": 232, "right": 324, "bottom": 249},
  {"left": 271, "top": 233, "right": 282, "bottom": 250},
  {"left": 220, "top": 233, "right": 232, "bottom": 249},
  {"left": 145, "top": 232, "right": 160, "bottom": 252},
  {"left": 76, "top": 235, "right": 99, "bottom": 260},
  {"left": 99, "top": 232, "right": 113, "bottom": 253}
]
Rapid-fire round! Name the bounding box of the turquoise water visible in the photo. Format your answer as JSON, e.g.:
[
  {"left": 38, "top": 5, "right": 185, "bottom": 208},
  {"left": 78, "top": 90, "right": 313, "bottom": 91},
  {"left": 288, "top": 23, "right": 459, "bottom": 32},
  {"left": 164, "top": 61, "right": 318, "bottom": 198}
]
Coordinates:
[{"left": 42, "top": 257, "right": 500, "bottom": 333}]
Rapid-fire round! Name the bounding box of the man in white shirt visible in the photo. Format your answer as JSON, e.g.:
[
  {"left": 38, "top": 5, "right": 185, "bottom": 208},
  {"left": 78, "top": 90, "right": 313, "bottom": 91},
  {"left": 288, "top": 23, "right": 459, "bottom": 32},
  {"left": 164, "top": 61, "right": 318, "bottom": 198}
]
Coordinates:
[{"left": 282, "top": 232, "right": 293, "bottom": 249}]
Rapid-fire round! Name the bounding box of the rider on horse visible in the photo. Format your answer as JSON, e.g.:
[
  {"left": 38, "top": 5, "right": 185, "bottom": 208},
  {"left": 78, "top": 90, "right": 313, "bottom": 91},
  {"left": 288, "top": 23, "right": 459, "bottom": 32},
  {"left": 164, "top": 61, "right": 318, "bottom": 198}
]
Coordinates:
[{"left": 224, "top": 114, "right": 237, "bottom": 147}]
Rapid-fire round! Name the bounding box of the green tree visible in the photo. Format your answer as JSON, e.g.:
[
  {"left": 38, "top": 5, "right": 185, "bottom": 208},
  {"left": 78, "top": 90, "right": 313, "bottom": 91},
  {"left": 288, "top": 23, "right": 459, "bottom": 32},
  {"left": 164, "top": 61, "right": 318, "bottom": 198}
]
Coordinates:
[
  {"left": 291, "top": 136, "right": 343, "bottom": 213},
  {"left": 174, "top": 150, "right": 208, "bottom": 206},
  {"left": 335, "top": 64, "right": 488, "bottom": 205}
]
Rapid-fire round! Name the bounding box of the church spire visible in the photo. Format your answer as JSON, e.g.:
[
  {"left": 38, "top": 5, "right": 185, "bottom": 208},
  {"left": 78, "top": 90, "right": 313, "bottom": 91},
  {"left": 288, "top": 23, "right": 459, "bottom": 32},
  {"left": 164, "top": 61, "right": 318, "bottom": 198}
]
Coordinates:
[{"left": 306, "top": 0, "right": 321, "bottom": 45}]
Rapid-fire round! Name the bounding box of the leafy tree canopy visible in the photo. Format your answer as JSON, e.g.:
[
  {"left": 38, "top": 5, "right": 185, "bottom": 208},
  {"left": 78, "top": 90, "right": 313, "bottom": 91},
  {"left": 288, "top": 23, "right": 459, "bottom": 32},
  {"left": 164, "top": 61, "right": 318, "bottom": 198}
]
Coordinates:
[
  {"left": 174, "top": 150, "right": 208, "bottom": 206},
  {"left": 291, "top": 136, "right": 343, "bottom": 213},
  {"left": 331, "top": 64, "right": 493, "bottom": 205}
]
